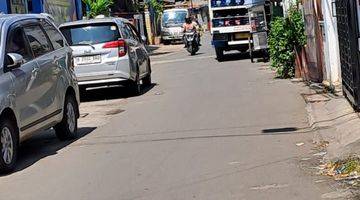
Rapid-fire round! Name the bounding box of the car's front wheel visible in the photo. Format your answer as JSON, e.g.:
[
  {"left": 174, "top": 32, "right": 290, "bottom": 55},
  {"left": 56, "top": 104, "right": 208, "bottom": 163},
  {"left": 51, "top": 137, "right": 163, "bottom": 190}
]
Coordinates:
[
  {"left": 0, "top": 118, "right": 18, "bottom": 173},
  {"left": 55, "top": 95, "right": 78, "bottom": 141}
]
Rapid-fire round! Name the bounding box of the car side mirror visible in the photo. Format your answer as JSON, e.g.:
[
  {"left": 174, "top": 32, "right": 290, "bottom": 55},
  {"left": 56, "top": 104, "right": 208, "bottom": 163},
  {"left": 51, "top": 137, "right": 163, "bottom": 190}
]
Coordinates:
[
  {"left": 6, "top": 53, "right": 23, "bottom": 69},
  {"left": 141, "top": 35, "right": 147, "bottom": 43}
]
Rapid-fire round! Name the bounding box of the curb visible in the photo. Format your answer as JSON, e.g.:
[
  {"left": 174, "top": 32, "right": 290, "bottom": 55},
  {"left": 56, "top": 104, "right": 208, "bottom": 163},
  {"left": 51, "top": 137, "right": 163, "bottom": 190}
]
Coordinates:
[{"left": 304, "top": 89, "right": 360, "bottom": 160}]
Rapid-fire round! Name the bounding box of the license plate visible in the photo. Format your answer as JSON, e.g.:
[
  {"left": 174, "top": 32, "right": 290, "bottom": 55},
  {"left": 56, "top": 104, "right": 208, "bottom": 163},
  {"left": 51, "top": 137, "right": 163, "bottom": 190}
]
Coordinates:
[
  {"left": 75, "top": 55, "right": 101, "bottom": 65},
  {"left": 235, "top": 33, "right": 251, "bottom": 40}
]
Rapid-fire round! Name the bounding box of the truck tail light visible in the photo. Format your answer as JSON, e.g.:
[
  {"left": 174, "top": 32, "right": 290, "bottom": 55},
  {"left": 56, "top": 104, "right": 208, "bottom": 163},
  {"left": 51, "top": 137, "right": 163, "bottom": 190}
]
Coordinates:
[
  {"left": 103, "top": 39, "right": 127, "bottom": 57},
  {"left": 251, "top": 20, "right": 257, "bottom": 32}
]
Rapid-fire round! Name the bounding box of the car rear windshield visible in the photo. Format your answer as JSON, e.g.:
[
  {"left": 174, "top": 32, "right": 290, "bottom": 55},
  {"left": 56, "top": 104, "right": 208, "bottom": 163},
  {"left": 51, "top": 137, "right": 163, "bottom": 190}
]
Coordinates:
[{"left": 60, "top": 23, "right": 121, "bottom": 46}]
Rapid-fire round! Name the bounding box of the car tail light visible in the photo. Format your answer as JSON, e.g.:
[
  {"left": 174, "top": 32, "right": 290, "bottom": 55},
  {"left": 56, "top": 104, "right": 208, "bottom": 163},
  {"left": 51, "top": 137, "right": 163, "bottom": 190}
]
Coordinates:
[{"left": 103, "top": 39, "right": 127, "bottom": 57}]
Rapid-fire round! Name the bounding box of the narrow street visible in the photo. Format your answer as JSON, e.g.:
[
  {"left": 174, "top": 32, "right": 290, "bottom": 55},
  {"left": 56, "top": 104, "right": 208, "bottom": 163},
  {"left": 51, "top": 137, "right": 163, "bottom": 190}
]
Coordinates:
[{"left": 0, "top": 35, "right": 337, "bottom": 199}]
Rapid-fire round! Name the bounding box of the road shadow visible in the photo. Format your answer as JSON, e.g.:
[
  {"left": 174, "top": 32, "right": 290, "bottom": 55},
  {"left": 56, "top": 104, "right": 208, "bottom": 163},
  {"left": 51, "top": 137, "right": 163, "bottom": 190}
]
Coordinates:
[
  {"left": 146, "top": 45, "right": 160, "bottom": 52},
  {"left": 80, "top": 83, "right": 157, "bottom": 102},
  {"left": 0, "top": 127, "right": 96, "bottom": 176},
  {"left": 194, "top": 52, "right": 205, "bottom": 56},
  {"left": 150, "top": 51, "right": 172, "bottom": 56},
  {"left": 262, "top": 127, "right": 298, "bottom": 133}
]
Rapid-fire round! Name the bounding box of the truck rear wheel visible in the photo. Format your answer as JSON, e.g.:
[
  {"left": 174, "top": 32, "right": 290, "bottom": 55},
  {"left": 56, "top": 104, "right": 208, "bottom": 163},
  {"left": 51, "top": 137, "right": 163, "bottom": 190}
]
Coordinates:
[{"left": 215, "top": 48, "right": 224, "bottom": 61}]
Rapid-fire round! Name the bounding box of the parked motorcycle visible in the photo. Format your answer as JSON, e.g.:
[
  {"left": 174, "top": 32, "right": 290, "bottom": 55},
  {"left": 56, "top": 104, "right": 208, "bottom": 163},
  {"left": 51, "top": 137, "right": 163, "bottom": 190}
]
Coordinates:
[{"left": 184, "top": 31, "right": 200, "bottom": 56}]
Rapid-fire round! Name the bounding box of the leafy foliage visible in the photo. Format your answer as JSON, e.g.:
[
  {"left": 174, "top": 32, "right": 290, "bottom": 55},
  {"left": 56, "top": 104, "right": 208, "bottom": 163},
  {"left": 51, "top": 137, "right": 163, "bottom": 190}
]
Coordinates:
[
  {"left": 268, "top": 6, "right": 306, "bottom": 78},
  {"left": 147, "top": 0, "right": 164, "bottom": 18},
  {"left": 82, "top": 0, "right": 113, "bottom": 18},
  {"left": 146, "top": 0, "right": 164, "bottom": 35}
]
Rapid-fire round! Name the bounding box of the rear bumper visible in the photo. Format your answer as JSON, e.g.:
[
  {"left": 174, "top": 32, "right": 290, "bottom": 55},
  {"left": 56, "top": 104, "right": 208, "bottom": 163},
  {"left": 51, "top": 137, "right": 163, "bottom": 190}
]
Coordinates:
[
  {"left": 78, "top": 78, "right": 128, "bottom": 86},
  {"left": 162, "top": 35, "right": 183, "bottom": 40},
  {"left": 212, "top": 40, "right": 250, "bottom": 51},
  {"left": 77, "top": 71, "right": 131, "bottom": 86}
]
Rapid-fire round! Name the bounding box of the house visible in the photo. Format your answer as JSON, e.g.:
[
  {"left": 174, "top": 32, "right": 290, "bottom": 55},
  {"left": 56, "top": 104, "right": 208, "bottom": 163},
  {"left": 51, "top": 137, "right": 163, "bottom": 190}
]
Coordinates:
[
  {"left": 0, "top": 0, "right": 83, "bottom": 24},
  {"left": 281, "top": 0, "right": 341, "bottom": 87},
  {"left": 333, "top": 0, "right": 360, "bottom": 109}
]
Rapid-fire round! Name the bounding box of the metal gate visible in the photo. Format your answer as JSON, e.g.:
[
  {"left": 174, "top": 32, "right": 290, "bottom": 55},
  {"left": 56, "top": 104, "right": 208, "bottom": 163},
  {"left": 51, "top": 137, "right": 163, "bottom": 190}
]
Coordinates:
[{"left": 336, "top": 0, "right": 360, "bottom": 109}]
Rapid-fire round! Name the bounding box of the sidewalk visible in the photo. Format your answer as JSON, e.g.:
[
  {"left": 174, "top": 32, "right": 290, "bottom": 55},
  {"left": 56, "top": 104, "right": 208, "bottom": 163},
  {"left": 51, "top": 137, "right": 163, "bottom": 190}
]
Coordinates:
[
  {"left": 147, "top": 43, "right": 183, "bottom": 56},
  {"left": 303, "top": 84, "right": 360, "bottom": 160}
]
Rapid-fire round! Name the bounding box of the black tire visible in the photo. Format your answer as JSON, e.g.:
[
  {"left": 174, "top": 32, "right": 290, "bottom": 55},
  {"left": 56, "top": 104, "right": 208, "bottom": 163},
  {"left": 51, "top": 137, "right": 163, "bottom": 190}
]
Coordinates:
[
  {"left": 143, "top": 59, "right": 152, "bottom": 86},
  {"left": 191, "top": 44, "right": 197, "bottom": 55},
  {"left": 54, "top": 95, "right": 78, "bottom": 141},
  {"left": 250, "top": 49, "right": 254, "bottom": 63},
  {"left": 187, "top": 45, "right": 193, "bottom": 54},
  {"left": 143, "top": 72, "right": 152, "bottom": 87},
  {"left": 130, "top": 70, "right": 141, "bottom": 96},
  {"left": 263, "top": 49, "right": 269, "bottom": 62},
  {"left": 0, "top": 118, "right": 18, "bottom": 173},
  {"left": 215, "top": 47, "right": 224, "bottom": 61},
  {"left": 163, "top": 40, "right": 170, "bottom": 45}
]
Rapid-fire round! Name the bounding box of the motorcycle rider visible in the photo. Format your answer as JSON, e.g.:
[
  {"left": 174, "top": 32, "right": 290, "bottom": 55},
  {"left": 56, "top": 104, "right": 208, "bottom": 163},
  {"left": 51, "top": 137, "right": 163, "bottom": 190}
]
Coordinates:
[{"left": 183, "top": 16, "right": 201, "bottom": 47}]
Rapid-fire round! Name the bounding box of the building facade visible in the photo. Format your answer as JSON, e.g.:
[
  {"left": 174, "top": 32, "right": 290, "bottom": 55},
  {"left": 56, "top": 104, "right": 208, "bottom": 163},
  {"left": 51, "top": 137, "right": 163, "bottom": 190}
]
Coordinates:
[{"left": 0, "top": 0, "right": 83, "bottom": 24}]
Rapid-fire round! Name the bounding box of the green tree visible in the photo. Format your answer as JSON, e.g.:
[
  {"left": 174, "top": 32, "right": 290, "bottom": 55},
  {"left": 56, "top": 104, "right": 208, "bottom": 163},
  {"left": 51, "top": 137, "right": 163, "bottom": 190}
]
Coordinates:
[
  {"left": 146, "top": 0, "right": 164, "bottom": 35},
  {"left": 268, "top": 6, "right": 306, "bottom": 78},
  {"left": 82, "top": 0, "right": 114, "bottom": 18}
]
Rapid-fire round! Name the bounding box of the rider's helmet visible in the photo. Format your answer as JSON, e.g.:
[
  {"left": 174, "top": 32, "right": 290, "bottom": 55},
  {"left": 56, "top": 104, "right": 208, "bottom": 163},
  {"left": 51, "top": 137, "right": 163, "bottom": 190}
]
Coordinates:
[{"left": 185, "top": 17, "right": 192, "bottom": 24}]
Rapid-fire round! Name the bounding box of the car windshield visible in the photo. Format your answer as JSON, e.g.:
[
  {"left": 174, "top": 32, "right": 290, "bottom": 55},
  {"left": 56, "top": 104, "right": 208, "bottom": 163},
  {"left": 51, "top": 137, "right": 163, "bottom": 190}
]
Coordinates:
[
  {"left": 60, "top": 23, "right": 121, "bottom": 46},
  {"left": 162, "top": 11, "right": 188, "bottom": 27}
]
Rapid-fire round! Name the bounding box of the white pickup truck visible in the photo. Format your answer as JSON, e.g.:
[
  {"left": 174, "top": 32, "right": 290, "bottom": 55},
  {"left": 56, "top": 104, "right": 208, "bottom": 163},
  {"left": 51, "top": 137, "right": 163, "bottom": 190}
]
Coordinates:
[{"left": 209, "top": 0, "right": 267, "bottom": 60}]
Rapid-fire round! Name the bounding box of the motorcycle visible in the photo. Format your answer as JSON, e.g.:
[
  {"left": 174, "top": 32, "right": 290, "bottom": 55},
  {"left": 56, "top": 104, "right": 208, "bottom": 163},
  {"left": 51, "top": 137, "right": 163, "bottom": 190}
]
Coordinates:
[{"left": 184, "top": 31, "right": 200, "bottom": 56}]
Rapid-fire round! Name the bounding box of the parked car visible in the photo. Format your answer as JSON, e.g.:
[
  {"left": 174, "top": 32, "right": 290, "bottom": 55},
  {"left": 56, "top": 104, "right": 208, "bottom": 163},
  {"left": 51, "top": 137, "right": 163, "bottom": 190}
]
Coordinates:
[
  {"left": 161, "top": 8, "right": 189, "bottom": 44},
  {"left": 59, "top": 17, "right": 152, "bottom": 95},
  {"left": 0, "top": 14, "right": 80, "bottom": 172}
]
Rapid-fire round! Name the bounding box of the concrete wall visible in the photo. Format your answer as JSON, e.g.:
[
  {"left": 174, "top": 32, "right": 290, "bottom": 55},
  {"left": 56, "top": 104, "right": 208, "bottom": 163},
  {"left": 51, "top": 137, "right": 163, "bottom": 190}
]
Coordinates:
[
  {"left": 282, "top": 0, "right": 296, "bottom": 16},
  {"left": 322, "top": 0, "right": 341, "bottom": 84}
]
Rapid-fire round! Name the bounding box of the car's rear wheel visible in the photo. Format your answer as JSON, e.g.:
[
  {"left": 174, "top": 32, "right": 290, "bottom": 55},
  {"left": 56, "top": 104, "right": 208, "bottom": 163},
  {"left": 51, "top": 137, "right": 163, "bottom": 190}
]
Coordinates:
[
  {"left": 143, "top": 61, "right": 152, "bottom": 86},
  {"left": 130, "top": 70, "right": 141, "bottom": 96},
  {"left": 0, "top": 118, "right": 18, "bottom": 173},
  {"left": 215, "top": 47, "right": 224, "bottom": 61},
  {"left": 143, "top": 73, "right": 152, "bottom": 86},
  {"left": 55, "top": 95, "right": 78, "bottom": 141}
]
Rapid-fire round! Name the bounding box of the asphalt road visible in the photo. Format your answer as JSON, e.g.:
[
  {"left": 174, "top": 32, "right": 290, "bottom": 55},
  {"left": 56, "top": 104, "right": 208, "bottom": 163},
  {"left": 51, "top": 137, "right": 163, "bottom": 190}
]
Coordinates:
[{"left": 0, "top": 35, "right": 337, "bottom": 199}]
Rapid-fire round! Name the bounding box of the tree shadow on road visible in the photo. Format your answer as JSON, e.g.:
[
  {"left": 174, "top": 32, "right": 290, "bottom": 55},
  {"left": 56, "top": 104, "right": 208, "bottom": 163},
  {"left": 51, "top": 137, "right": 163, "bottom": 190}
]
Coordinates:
[
  {"left": 80, "top": 83, "right": 157, "bottom": 102},
  {"left": 0, "top": 127, "right": 96, "bottom": 176}
]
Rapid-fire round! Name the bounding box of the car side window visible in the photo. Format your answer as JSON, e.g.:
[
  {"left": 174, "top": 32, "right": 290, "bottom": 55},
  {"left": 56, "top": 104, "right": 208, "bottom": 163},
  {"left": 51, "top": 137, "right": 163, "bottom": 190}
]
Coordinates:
[
  {"left": 121, "top": 24, "right": 132, "bottom": 40},
  {"left": 5, "top": 27, "right": 33, "bottom": 63},
  {"left": 127, "top": 24, "right": 141, "bottom": 42},
  {"left": 23, "top": 24, "right": 53, "bottom": 57},
  {"left": 41, "top": 21, "right": 65, "bottom": 50}
]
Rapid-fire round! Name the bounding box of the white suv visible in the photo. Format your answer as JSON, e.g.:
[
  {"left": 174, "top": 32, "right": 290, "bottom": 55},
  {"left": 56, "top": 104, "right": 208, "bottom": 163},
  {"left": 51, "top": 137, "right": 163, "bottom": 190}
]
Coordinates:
[
  {"left": 0, "top": 14, "right": 80, "bottom": 172},
  {"left": 59, "top": 17, "right": 152, "bottom": 95}
]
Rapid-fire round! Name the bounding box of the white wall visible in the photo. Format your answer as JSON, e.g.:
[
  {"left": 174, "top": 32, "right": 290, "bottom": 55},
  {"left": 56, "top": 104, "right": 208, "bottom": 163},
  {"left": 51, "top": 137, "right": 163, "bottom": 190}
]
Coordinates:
[
  {"left": 282, "top": 0, "right": 296, "bottom": 16},
  {"left": 322, "top": 0, "right": 341, "bottom": 84}
]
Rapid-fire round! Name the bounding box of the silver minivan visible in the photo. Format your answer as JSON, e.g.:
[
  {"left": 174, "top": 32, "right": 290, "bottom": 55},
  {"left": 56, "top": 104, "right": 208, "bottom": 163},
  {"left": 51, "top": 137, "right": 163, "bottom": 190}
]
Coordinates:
[
  {"left": 0, "top": 14, "right": 80, "bottom": 172},
  {"left": 59, "top": 17, "right": 152, "bottom": 95}
]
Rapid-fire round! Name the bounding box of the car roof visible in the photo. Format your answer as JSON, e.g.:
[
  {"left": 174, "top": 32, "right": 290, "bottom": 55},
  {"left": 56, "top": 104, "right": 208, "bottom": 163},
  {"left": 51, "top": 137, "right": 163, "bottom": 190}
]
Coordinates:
[
  {"left": 163, "top": 8, "right": 188, "bottom": 12},
  {"left": 0, "top": 14, "right": 48, "bottom": 24},
  {"left": 59, "top": 17, "right": 129, "bottom": 28}
]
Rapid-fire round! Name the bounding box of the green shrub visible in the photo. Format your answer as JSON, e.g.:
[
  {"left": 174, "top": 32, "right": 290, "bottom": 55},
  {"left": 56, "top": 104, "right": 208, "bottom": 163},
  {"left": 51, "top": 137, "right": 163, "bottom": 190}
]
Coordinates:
[
  {"left": 82, "top": 0, "right": 113, "bottom": 18},
  {"left": 268, "top": 6, "right": 306, "bottom": 78}
]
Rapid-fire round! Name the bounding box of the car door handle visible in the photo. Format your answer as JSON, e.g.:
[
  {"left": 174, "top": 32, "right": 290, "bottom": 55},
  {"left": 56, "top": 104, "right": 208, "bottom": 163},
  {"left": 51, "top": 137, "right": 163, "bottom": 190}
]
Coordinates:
[
  {"left": 32, "top": 67, "right": 39, "bottom": 75},
  {"left": 53, "top": 56, "right": 61, "bottom": 65}
]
